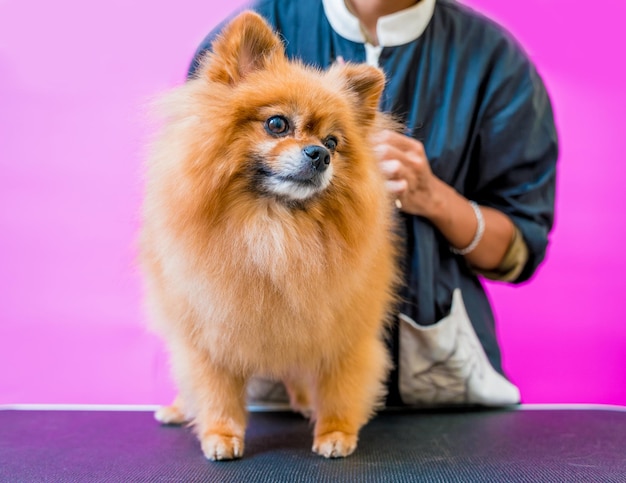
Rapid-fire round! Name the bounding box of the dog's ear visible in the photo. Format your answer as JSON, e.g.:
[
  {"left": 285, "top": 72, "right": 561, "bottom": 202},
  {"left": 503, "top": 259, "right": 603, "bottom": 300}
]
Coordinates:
[
  {"left": 203, "top": 11, "right": 285, "bottom": 85},
  {"left": 333, "top": 64, "right": 386, "bottom": 125}
]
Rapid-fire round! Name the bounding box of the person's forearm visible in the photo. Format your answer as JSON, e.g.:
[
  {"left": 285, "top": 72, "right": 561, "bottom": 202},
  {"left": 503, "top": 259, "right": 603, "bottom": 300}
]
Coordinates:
[{"left": 425, "top": 177, "right": 515, "bottom": 270}]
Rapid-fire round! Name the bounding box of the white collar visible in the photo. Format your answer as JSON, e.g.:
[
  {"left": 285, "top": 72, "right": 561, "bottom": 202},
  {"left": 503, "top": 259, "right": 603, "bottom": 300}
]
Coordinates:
[{"left": 322, "top": 0, "right": 436, "bottom": 47}]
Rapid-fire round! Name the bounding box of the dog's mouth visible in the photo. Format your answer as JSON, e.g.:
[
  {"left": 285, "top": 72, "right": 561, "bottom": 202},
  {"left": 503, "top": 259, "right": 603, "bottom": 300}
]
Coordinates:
[
  {"left": 252, "top": 146, "right": 334, "bottom": 202},
  {"left": 258, "top": 168, "right": 332, "bottom": 202}
]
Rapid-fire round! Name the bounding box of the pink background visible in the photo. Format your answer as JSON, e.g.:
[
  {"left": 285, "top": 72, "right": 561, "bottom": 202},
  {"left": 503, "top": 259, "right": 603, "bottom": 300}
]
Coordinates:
[{"left": 1, "top": 0, "right": 625, "bottom": 406}]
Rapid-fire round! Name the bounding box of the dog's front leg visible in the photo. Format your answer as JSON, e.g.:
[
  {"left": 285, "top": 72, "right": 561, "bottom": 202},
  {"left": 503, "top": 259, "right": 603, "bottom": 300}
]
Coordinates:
[
  {"left": 195, "top": 364, "right": 247, "bottom": 461},
  {"left": 312, "top": 335, "right": 390, "bottom": 458},
  {"left": 169, "top": 341, "right": 248, "bottom": 461}
]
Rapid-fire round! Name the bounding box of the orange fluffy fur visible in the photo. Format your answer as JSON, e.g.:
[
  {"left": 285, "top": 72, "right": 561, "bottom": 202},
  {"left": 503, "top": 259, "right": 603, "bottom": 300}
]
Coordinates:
[{"left": 140, "top": 11, "right": 399, "bottom": 460}]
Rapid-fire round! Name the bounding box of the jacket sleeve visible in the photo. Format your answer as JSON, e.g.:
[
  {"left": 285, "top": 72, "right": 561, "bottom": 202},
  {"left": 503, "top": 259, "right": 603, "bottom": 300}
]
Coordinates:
[{"left": 470, "top": 36, "right": 559, "bottom": 283}]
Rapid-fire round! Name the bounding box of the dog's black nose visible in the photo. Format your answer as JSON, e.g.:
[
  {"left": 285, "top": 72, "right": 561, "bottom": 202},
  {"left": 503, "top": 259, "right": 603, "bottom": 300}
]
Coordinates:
[{"left": 302, "top": 145, "right": 331, "bottom": 172}]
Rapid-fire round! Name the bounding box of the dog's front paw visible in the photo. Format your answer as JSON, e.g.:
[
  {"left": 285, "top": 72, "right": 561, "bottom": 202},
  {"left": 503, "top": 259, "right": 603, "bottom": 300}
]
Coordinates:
[
  {"left": 312, "top": 431, "right": 357, "bottom": 458},
  {"left": 154, "top": 404, "right": 187, "bottom": 425},
  {"left": 201, "top": 433, "right": 244, "bottom": 461}
]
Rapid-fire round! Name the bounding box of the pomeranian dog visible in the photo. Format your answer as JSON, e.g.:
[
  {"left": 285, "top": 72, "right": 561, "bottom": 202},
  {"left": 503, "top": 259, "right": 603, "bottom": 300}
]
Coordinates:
[{"left": 140, "top": 11, "right": 398, "bottom": 460}]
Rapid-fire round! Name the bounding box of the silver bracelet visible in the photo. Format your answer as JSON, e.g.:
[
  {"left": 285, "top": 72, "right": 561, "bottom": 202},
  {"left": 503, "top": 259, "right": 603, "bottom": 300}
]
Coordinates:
[{"left": 450, "top": 201, "right": 485, "bottom": 256}]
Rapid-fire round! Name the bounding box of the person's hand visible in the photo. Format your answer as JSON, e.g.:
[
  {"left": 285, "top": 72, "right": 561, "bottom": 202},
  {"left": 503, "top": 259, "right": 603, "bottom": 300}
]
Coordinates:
[
  {"left": 373, "top": 129, "right": 517, "bottom": 270},
  {"left": 373, "top": 129, "right": 444, "bottom": 217}
]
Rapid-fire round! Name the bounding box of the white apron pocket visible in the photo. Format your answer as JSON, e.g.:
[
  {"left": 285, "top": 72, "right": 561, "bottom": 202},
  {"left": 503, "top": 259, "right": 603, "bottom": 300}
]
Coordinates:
[{"left": 398, "top": 288, "right": 520, "bottom": 406}]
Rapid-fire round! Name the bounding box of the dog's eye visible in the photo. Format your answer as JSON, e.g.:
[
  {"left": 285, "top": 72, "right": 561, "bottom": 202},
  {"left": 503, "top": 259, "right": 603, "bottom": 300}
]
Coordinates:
[
  {"left": 265, "top": 116, "right": 290, "bottom": 136},
  {"left": 323, "top": 136, "right": 338, "bottom": 152}
]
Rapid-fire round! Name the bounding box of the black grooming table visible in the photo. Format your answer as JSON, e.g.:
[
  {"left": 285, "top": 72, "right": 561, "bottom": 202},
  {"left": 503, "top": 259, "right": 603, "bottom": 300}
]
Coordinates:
[{"left": 1, "top": 407, "right": 625, "bottom": 482}]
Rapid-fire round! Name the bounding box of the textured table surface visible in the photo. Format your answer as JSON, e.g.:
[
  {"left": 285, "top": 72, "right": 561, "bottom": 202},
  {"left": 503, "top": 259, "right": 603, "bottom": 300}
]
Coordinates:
[{"left": 1, "top": 407, "right": 625, "bottom": 482}]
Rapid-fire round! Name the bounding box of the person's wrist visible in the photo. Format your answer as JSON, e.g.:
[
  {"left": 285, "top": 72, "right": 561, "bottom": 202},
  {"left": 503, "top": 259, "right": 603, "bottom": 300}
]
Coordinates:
[{"left": 450, "top": 201, "right": 485, "bottom": 255}]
